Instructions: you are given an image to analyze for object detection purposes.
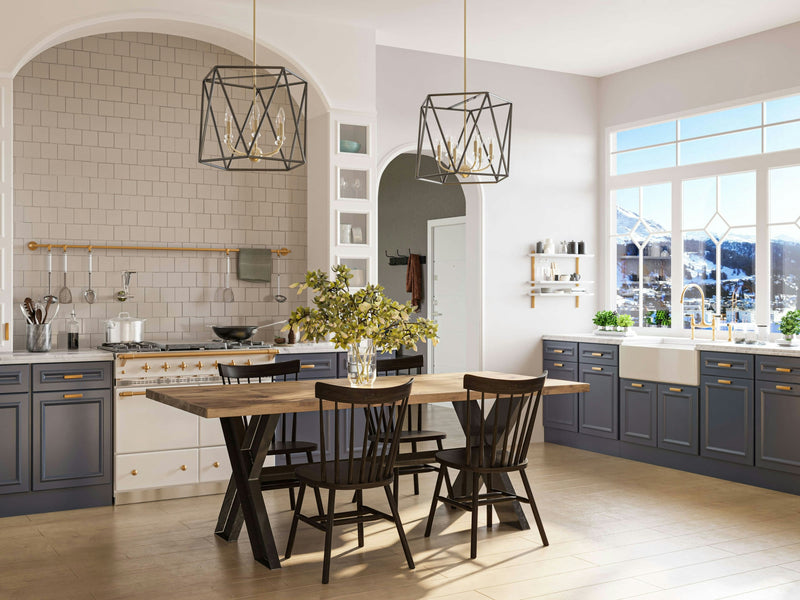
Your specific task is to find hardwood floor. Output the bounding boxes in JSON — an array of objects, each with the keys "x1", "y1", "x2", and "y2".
[{"x1": 3, "y1": 437, "x2": 800, "y2": 598}]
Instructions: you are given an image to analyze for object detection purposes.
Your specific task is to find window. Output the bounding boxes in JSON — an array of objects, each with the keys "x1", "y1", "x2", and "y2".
[{"x1": 769, "y1": 165, "x2": 800, "y2": 329}]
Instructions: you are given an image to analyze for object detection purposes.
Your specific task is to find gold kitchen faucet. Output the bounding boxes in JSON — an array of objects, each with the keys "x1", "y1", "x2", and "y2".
[{"x1": 680, "y1": 283, "x2": 717, "y2": 340}]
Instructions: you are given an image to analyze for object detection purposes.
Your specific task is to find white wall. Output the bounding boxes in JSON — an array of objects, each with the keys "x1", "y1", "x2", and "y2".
[{"x1": 377, "y1": 47, "x2": 599, "y2": 442}]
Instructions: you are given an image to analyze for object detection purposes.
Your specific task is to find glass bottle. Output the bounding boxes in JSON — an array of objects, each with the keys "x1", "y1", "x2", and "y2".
[{"x1": 67, "y1": 309, "x2": 80, "y2": 350}]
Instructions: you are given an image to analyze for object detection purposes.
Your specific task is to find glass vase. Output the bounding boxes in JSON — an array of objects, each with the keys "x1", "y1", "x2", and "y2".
[{"x1": 347, "y1": 339, "x2": 377, "y2": 387}]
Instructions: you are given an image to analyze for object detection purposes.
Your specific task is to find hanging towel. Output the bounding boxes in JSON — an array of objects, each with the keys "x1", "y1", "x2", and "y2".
[
  {"x1": 237, "y1": 248, "x2": 272, "y2": 283},
  {"x1": 406, "y1": 253, "x2": 423, "y2": 311}
]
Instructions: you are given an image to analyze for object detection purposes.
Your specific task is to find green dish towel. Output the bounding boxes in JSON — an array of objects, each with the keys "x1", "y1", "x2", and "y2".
[{"x1": 237, "y1": 248, "x2": 272, "y2": 282}]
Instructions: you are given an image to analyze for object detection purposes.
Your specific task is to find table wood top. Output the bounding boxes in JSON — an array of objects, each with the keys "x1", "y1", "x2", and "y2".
[{"x1": 145, "y1": 371, "x2": 589, "y2": 419}]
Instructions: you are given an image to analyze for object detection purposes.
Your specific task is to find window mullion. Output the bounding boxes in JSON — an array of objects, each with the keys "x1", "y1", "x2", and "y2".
[{"x1": 672, "y1": 177, "x2": 682, "y2": 335}]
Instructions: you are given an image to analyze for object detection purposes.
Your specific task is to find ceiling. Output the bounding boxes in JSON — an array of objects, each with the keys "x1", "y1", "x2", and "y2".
[{"x1": 258, "y1": 0, "x2": 800, "y2": 77}]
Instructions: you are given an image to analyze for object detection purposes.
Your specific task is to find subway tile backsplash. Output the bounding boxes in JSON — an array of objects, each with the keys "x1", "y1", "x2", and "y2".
[{"x1": 13, "y1": 32, "x2": 307, "y2": 350}]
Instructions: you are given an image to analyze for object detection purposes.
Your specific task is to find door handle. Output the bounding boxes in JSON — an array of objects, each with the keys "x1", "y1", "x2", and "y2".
[
  {"x1": 553, "y1": 363, "x2": 564, "y2": 367},
  {"x1": 631, "y1": 383, "x2": 643, "y2": 388},
  {"x1": 591, "y1": 352, "x2": 603, "y2": 357},
  {"x1": 552, "y1": 349, "x2": 564, "y2": 354},
  {"x1": 776, "y1": 367, "x2": 792, "y2": 373},
  {"x1": 717, "y1": 379, "x2": 731, "y2": 385},
  {"x1": 591, "y1": 367, "x2": 602, "y2": 371},
  {"x1": 669, "y1": 387, "x2": 682, "y2": 393},
  {"x1": 717, "y1": 363, "x2": 732, "y2": 368},
  {"x1": 300, "y1": 364, "x2": 316, "y2": 369},
  {"x1": 776, "y1": 385, "x2": 792, "y2": 391}
]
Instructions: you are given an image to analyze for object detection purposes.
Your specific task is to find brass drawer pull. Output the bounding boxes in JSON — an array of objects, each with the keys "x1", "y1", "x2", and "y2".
[
  {"x1": 63, "y1": 393, "x2": 83, "y2": 399},
  {"x1": 591, "y1": 352, "x2": 603, "y2": 357},
  {"x1": 669, "y1": 387, "x2": 682, "y2": 393},
  {"x1": 213, "y1": 461, "x2": 220, "y2": 468},
  {"x1": 631, "y1": 383, "x2": 643, "y2": 388},
  {"x1": 119, "y1": 391, "x2": 147, "y2": 397},
  {"x1": 300, "y1": 364, "x2": 316, "y2": 369},
  {"x1": 776, "y1": 367, "x2": 792, "y2": 373},
  {"x1": 180, "y1": 465, "x2": 188, "y2": 471},
  {"x1": 718, "y1": 379, "x2": 731, "y2": 385},
  {"x1": 131, "y1": 469, "x2": 138, "y2": 476},
  {"x1": 63, "y1": 374, "x2": 84, "y2": 379},
  {"x1": 776, "y1": 385, "x2": 792, "y2": 391},
  {"x1": 717, "y1": 363, "x2": 732, "y2": 368},
  {"x1": 552, "y1": 349, "x2": 564, "y2": 354},
  {"x1": 4, "y1": 322, "x2": 8, "y2": 341},
  {"x1": 553, "y1": 362, "x2": 564, "y2": 367},
  {"x1": 591, "y1": 367, "x2": 602, "y2": 372}
]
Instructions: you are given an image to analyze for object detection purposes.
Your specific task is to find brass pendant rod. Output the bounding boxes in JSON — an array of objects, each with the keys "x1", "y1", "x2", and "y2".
[
  {"x1": 463, "y1": 0, "x2": 467, "y2": 137},
  {"x1": 27, "y1": 241, "x2": 290, "y2": 256},
  {"x1": 252, "y1": 0, "x2": 257, "y2": 105}
]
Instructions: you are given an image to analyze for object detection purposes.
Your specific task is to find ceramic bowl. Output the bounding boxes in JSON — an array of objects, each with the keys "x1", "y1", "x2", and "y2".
[{"x1": 339, "y1": 139, "x2": 362, "y2": 153}]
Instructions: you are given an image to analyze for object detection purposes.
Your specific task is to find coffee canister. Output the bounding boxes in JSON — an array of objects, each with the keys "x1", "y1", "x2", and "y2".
[
  {"x1": 535, "y1": 241, "x2": 544, "y2": 254},
  {"x1": 578, "y1": 241, "x2": 586, "y2": 254},
  {"x1": 567, "y1": 240, "x2": 578, "y2": 254}
]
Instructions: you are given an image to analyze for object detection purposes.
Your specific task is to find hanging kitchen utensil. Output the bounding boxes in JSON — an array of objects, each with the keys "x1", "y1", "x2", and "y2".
[
  {"x1": 274, "y1": 273, "x2": 287, "y2": 303},
  {"x1": 44, "y1": 248, "x2": 58, "y2": 306},
  {"x1": 84, "y1": 249, "x2": 96, "y2": 304},
  {"x1": 222, "y1": 251, "x2": 234, "y2": 303},
  {"x1": 57, "y1": 247, "x2": 73, "y2": 304}
]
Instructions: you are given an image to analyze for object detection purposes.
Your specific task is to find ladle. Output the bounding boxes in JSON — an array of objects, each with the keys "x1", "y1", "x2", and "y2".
[
  {"x1": 222, "y1": 251, "x2": 234, "y2": 303},
  {"x1": 57, "y1": 247, "x2": 73, "y2": 304},
  {"x1": 84, "y1": 249, "x2": 96, "y2": 304},
  {"x1": 274, "y1": 273, "x2": 287, "y2": 303},
  {"x1": 43, "y1": 247, "x2": 59, "y2": 307}
]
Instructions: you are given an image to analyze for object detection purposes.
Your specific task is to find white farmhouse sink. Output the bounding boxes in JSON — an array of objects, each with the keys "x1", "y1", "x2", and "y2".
[{"x1": 619, "y1": 337, "x2": 700, "y2": 386}]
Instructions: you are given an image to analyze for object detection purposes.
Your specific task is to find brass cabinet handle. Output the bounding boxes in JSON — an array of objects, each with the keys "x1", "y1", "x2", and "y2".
[
  {"x1": 553, "y1": 362, "x2": 564, "y2": 367},
  {"x1": 631, "y1": 383, "x2": 643, "y2": 388},
  {"x1": 4, "y1": 322, "x2": 8, "y2": 341},
  {"x1": 63, "y1": 374, "x2": 84, "y2": 379},
  {"x1": 718, "y1": 379, "x2": 732, "y2": 385},
  {"x1": 300, "y1": 364, "x2": 316, "y2": 369},
  {"x1": 591, "y1": 367, "x2": 602, "y2": 371},
  {"x1": 180, "y1": 465, "x2": 187, "y2": 471},
  {"x1": 776, "y1": 367, "x2": 792, "y2": 373},
  {"x1": 591, "y1": 352, "x2": 603, "y2": 357},
  {"x1": 552, "y1": 349, "x2": 564, "y2": 354},
  {"x1": 63, "y1": 393, "x2": 83, "y2": 399},
  {"x1": 669, "y1": 387, "x2": 682, "y2": 393},
  {"x1": 213, "y1": 461, "x2": 220, "y2": 468},
  {"x1": 119, "y1": 390, "x2": 147, "y2": 397},
  {"x1": 131, "y1": 469, "x2": 138, "y2": 476},
  {"x1": 776, "y1": 385, "x2": 792, "y2": 391},
  {"x1": 717, "y1": 363, "x2": 732, "y2": 368}
]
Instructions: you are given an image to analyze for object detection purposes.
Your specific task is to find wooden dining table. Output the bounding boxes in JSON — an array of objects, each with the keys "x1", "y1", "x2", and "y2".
[{"x1": 146, "y1": 371, "x2": 589, "y2": 569}]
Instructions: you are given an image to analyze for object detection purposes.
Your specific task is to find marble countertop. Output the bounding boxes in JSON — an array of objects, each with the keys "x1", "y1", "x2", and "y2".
[
  {"x1": 543, "y1": 332, "x2": 800, "y2": 357},
  {"x1": 275, "y1": 343, "x2": 344, "y2": 354},
  {"x1": 0, "y1": 349, "x2": 113, "y2": 364}
]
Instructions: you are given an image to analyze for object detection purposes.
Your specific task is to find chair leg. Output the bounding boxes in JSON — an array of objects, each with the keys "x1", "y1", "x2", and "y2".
[
  {"x1": 322, "y1": 489, "x2": 337, "y2": 584},
  {"x1": 436, "y1": 439, "x2": 454, "y2": 499},
  {"x1": 412, "y1": 442, "x2": 420, "y2": 495},
  {"x1": 470, "y1": 472, "x2": 479, "y2": 559},
  {"x1": 286, "y1": 454, "x2": 295, "y2": 510},
  {"x1": 424, "y1": 466, "x2": 446, "y2": 538},
  {"x1": 383, "y1": 485, "x2": 415, "y2": 570},
  {"x1": 520, "y1": 469, "x2": 549, "y2": 547},
  {"x1": 284, "y1": 482, "x2": 306, "y2": 559},
  {"x1": 393, "y1": 468, "x2": 400, "y2": 506},
  {"x1": 486, "y1": 473, "x2": 493, "y2": 528},
  {"x1": 306, "y1": 450, "x2": 324, "y2": 516},
  {"x1": 356, "y1": 489, "x2": 364, "y2": 548}
]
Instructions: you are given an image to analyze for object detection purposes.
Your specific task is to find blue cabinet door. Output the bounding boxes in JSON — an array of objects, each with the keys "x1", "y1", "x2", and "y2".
[
  {"x1": 755, "y1": 381, "x2": 800, "y2": 475},
  {"x1": 579, "y1": 364, "x2": 619, "y2": 439},
  {"x1": 657, "y1": 384, "x2": 699, "y2": 455},
  {"x1": 620, "y1": 379, "x2": 657, "y2": 447},
  {"x1": 0, "y1": 393, "x2": 29, "y2": 495},
  {"x1": 700, "y1": 375, "x2": 754, "y2": 465},
  {"x1": 542, "y1": 359, "x2": 578, "y2": 432}
]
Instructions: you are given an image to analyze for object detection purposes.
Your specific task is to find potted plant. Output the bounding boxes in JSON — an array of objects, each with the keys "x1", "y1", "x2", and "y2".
[
  {"x1": 778, "y1": 310, "x2": 800, "y2": 344},
  {"x1": 616, "y1": 314, "x2": 634, "y2": 331},
  {"x1": 287, "y1": 265, "x2": 439, "y2": 386},
  {"x1": 592, "y1": 310, "x2": 618, "y2": 331}
]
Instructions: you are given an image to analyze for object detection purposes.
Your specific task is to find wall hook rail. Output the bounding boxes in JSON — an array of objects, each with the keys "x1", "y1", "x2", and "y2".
[{"x1": 27, "y1": 241, "x2": 291, "y2": 257}]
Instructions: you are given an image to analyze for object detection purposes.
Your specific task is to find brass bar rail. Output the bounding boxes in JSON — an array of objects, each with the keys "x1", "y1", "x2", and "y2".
[{"x1": 27, "y1": 241, "x2": 290, "y2": 257}]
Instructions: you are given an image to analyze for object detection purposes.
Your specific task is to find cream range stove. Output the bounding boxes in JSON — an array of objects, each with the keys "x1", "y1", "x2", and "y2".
[{"x1": 102, "y1": 341, "x2": 279, "y2": 504}]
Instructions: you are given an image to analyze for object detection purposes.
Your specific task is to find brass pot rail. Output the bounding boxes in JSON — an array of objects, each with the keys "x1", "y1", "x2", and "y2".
[{"x1": 27, "y1": 241, "x2": 290, "y2": 257}]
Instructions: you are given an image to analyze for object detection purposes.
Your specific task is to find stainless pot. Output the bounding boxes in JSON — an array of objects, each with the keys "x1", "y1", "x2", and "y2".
[{"x1": 105, "y1": 312, "x2": 146, "y2": 343}]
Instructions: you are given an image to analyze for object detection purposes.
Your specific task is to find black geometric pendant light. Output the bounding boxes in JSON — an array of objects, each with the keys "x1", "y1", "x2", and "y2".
[
  {"x1": 198, "y1": 0, "x2": 307, "y2": 171},
  {"x1": 415, "y1": 0, "x2": 512, "y2": 184}
]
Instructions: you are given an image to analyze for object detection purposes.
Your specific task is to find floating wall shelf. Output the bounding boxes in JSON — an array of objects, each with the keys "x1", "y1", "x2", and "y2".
[{"x1": 529, "y1": 253, "x2": 593, "y2": 308}]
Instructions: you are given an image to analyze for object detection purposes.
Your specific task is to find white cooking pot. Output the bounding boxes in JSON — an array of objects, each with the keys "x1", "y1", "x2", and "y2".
[{"x1": 105, "y1": 312, "x2": 146, "y2": 343}]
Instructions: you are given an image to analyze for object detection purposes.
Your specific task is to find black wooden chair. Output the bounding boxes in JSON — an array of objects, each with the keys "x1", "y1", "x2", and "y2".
[
  {"x1": 218, "y1": 361, "x2": 323, "y2": 514},
  {"x1": 284, "y1": 379, "x2": 416, "y2": 584},
  {"x1": 375, "y1": 355, "x2": 453, "y2": 503},
  {"x1": 424, "y1": 372, "x2": 549, "y2": 558}
]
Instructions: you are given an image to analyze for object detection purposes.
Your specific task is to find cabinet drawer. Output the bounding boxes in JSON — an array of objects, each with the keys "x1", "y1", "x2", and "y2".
[
  {"x1": 579, "y1": 343, "x2": 618, "y2": 366},
  {"x1": 275, "y1": 353, "x2": 337, "y2": 380},
  {"x1": 115, "y1": 390, "x2": 199, "y2": 453},
  {"x1": 0, "y1": 365, "x2": 29, "y2": 394},
  {"x1": 199, "y1": 446, "x2": 232, "y2": 482},
  {"x1": 543, "y1": 341, "x2": 578, "y2": 362},
  {"x1": 755, "y1": 355, "x2": 800, "y2": 384},
  {"x1": 199, "y1": 416, "x2": 225, "y2": 447},
  {"x1": 33, "y1": 361, "x2": 111, "y2": 391},
  {"x1": 116, "y1": 449, "x2": 199, "y2": 491},
  {"x1": 700, "y1": 352, "x2": 753, "y2": 379}
]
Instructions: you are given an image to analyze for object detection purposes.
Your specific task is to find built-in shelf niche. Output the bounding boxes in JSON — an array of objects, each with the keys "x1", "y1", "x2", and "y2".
[
  {"x1": 338, "y1": 257, "x2": 369, "y2": 288},
  {"x1": 338, "y1": 123, "x2": 369, "y2": 155},
  {"x1": 338, "y1": 168, "x2": 368, "y2": 201},
  {"x1": 338, "y1": 211, "x2": 368, "y2": 245}
]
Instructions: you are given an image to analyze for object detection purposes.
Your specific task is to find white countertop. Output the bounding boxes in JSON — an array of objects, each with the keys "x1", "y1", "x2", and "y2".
[
  {"x1": 275, "y1": 342, "x2": 344, "y2": 354},
  {"x1": 0, "y1": 349, "x2": 113, "y2": 364},
  {"x1": 543, "y1": 332, "x2": 800, "y2": 357}
]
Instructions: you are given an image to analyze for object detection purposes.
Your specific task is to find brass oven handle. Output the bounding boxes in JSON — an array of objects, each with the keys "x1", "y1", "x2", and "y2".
[
  {"x1": 63, "y1": 374, "x2": 84, "y2": 379},
  {"x1": 63, "y1": 393, "x2": 83, "y2": 399},
  {"x1": 631, "y1": 383, "x2": 643, "y2": 388},
  {"x1": 119, "y1": 391, "x2": 147, "y2": 397}
]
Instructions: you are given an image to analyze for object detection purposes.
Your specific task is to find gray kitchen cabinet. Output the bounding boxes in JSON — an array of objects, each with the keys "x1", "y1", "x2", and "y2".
[
  {"x1": 700, "y1": 375, "x2": 754, "y2": 465},
  {"x1": 657, "y1": 384, "x2": 699, "y2": 455},
  {"x1": 542, "y1": 358, "x2": 578, "y2": 432},
  {"x1": 755, "y1": 380, "x2": 800, "y2": 475},
  {"x1": 579, "y1": 364, "x2": 619, "y2": 439},
  {"x1": 620, "y1": 379, "x2": 657, "y2": 447},
  {"x1": 275, "y1": 352, "x2": 338, "y2": 380},
  {"x1": 0, "y1": 393, "x2": 29, "y2": 495}
]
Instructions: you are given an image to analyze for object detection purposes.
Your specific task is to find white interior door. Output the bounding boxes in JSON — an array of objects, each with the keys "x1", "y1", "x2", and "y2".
[{"x1": 428, "y1": 217, "x2": 467, "y2": 374}]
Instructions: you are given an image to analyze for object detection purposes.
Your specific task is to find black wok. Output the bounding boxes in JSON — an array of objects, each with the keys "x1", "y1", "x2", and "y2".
[{"x1": 211, "y1": 320, "x2": 287, "y2": 341}]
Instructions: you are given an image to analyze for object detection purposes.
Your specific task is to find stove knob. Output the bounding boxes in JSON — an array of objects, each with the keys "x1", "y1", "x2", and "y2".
[
  {"x1": 179, "y1": 361, "x2": 187, "y2": 371},
  {"x1": 196, "y1": 361, "x2": 203, "y2": 370},
  {"x1": 212, "y1": 361, "x2": 219, "y2": 368},
  {"x1": 245, "y1": 359, "x2": 252, "y2": 366},
  {"x1": 229, "y1": 360, "x2": 236, "y2": 366},
  {"x1": 162, "y1": 362, "x2": 170, "y2": 371},
  {"x1": 142, "y1": 363, "x2": 151, "y2": 373}
]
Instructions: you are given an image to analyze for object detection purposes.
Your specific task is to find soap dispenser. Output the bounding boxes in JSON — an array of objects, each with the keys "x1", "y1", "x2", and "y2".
[{"x1": 67, "y1": 309, "x2": 80, "y2": 350}]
